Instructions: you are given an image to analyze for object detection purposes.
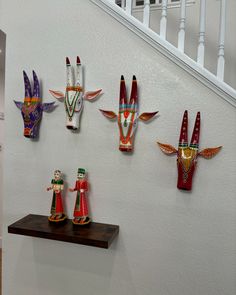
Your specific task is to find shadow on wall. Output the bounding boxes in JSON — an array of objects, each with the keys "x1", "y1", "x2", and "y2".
[
  {"x1": 0, "y1": 29, "x2": 5, "y2": 246},
  {"x1": 0, "y1": 29, "x2": 6, "y2": 94},
  {"x1": 8, "y1": 233, "x2": 137, "y2": 295},
  {"x1": 0, "y1": 29, "x2": 6, "y2": 116}
]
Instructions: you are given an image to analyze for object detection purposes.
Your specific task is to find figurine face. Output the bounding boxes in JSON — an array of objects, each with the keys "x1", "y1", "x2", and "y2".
[
  {"x1": 100, "y1": 75, "x2": 158, "y2": 152},
  {"x1": 49, "y1": 56, "x2": 102, "y2": 131},
  {"x1": 54, "y1": 170, "x2": 61, "y2": 180},
  {"x1": 77, "y1": 172, "x2": 85, "y2": 179},
  {"x1": 158, "y1": 111, "x2": 222, "y2": 190},
  {"x1": 14, "y1": 71, "x2": 55, "y2": 138}
]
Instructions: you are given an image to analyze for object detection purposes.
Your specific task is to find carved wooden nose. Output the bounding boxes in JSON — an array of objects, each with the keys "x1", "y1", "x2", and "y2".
[
  {"x1": 24, "y1": 128, "x2": 31, "y2": 137},
  {"x1": 124, "y1": 111, "x2": 129, "y2": 118}
]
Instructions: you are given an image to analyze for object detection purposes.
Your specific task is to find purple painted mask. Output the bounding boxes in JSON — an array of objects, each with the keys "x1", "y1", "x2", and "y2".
[{"x1": 14, "y1": 71, "x2": 55, "y2": 138}]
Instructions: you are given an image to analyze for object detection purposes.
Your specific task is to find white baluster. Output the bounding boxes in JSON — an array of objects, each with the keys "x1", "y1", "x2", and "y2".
[
  {"x1": 160, "y1": 0, "x2": 167, "y2": 40},
  {"x1": 197, "y1": 0, "x2": 206, "y2": 66},
  {"x1": 126, "y1": 0, "x2": 133, "y2": 15},
  {"x1": 143, "y1": 0, "x2": 150, "y2": 28},
  {"x1": 121, "y1": 0, "x2": 125, "y2": 9},
  {"x1": 178, "y1": 0, "x2": 186, "y2": 53},
  {"x1": 217, "y1": 0, "x2": 226, "y2": 81}
]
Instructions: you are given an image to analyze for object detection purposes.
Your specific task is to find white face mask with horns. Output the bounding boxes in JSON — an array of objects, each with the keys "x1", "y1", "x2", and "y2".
[
  {"x1": 99, "y1": 75, "x2": 159, "y2": 152},
  {"x1": 49, "y1": 56, "x2": 102, "y2": 131}
]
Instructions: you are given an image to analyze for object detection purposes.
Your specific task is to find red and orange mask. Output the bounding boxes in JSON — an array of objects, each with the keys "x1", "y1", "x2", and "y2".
[
  {"x1": 100, "y1": 75, "x2": 158, "y2": 152},
  {"x1": 157, "y1": 110, "x2": 222, "y2": 190}
]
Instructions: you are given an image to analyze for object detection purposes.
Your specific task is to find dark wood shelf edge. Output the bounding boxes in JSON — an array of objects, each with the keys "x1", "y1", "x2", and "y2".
[{"x1": 8, "y1": 214, "x2": 119, "y2": 249}]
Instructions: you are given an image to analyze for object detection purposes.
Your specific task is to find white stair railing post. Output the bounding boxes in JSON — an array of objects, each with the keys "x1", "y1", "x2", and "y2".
[
  {"x1": 197, "y1": 0, "x2": 206, "y2": 66},
  {"x1": 160, "y1": 0, "x2": 167, "y2": 40},
  {"x1": 143, "y1": 0, "x2": 150, "y2": 28},
  {"x1": 217, "y1": 0, "x2": 226, "y2": 81},
  {"x1": 178, "y1": 0, "x2": 186, "y2": 53},
  {"x1": 126, "y1": 0, "x2": 133, "y2": 15},
  {"x1": 121, "y1": 0, "x2": 125, "y2": 10}
]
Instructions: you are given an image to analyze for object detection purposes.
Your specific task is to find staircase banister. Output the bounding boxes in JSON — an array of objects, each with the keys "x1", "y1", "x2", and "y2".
[{"x1": 90, "y1": 0, "x2": 236, "y2": 107}]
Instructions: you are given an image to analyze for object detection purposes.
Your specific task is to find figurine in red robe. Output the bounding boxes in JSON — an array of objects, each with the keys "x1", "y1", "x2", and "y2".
[
  {"x1": 69, "y1": 168, "x2": 91, "y2": 225},
  {"x1": 46, "y1": 170, "x2": 67, "y2": 222}
]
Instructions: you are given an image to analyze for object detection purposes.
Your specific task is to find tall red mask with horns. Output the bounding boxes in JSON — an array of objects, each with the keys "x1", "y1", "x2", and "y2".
[{"x1": 157, "y1": 110, "x2": 222, "y2": 190}]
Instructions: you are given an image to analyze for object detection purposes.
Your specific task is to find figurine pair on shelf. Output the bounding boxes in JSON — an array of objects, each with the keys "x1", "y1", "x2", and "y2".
[{"x1": 46, "y1": 168, "x2": 91, "y2": 225}]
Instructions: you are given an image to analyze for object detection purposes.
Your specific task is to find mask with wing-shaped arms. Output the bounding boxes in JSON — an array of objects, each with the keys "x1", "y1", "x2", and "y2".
[
  {"x1": 49, "y1": 56, "x2": 102, "y2": 131},
  {"x1": 157, "y1": 110, "x2": 222, "y2": 190},
  {"x1": 100, "y1": 75, "x2": 158, "y2": 152},
  {"x1": 14, "y1": 71, "x2": 56, "y2": 138}
]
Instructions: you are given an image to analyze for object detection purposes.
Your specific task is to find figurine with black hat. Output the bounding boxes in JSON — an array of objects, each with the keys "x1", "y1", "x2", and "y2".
[{"x1": 69, "y1": 168, "x2": 91, "y2": 225}]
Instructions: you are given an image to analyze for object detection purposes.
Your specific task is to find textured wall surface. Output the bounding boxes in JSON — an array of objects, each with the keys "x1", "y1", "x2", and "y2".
[{"x1": 1, "y1": 1, "x2": 236, "y2": 295}]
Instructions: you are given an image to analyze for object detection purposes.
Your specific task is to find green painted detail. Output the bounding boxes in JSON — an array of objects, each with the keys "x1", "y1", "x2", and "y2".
[
  {"x1": 65, "y1": 91, "x2": 82, "y2": 119},
  {"x1": 179, "y1": 143, "x2": 188, "y2": 148},
  {"x1": 119, "y1": 112, "x2": 137, "y2": 140},
  {"x1": 189, "y1": 144, "x2": 199, "y2": 149},
  {"x1": 51, "y1": 179, "x2": 63, "y2": 185},
  {"x1": 78, "y1": 168, "x2": 86, "y2": 174}
]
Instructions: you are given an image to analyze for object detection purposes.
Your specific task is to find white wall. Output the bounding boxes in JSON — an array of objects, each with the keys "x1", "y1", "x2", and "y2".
[
  {"x1": 1, "y1": 1, "x2": 236, "y2": 295},
  {"x1": 0, "y1": 71, "x2": 4, "y2": 107},
  {"x1": 0, "y1": 34, "x2": 5, "y2": 240},
  {"x1": 132, "y1": 0, "x2": 236, "y2": 89}
]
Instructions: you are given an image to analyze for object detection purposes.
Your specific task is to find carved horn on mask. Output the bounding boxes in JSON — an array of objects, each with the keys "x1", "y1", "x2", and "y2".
[
  {"x1": 23, "y1": 71, "x2": 32, "y2": 98},
  {"x1": 66, "y1": 57, "x2": 73, "y2": 87},
  {"x1": 119, "y1": 75, "x2": 127, "y2": 108},
  {"x1": 190, "y1": 112, "x2": 200, "y2": 148},
  {"x1": 75, "y1": 56, "x2": 83, "y2": 87},
  {"x1": 32, "y1": 70, "x2": 40, "y2": 98},
  {"x1": 129, "y1": 75, "x2": 138, "y2": 110},
  {"x1": 179, "y1": 110, "x2": 188, "y2": 147}
]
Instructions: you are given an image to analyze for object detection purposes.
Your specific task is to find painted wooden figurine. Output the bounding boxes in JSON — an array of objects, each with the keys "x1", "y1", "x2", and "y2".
[
  {"x1": 47, "y1": 170, "x2": 67, "y2": 222},
  {"x1": 100, "y1": 75, "x2": 158, "y2": 152},
  {"x1": 157, "y1": 110, "x2": 222, "y2": 190},
  {"x1": 69, "y1": 168, "x2": 91, "y2": 225},
  {"x1": 49, "y1": 56, "x2": 102, "y2": 131},
  {"x1": 14, "y1": 71, "x2": 55, "y2": 138}
]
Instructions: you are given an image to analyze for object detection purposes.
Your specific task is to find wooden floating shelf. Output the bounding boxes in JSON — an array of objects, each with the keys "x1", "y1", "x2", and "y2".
[{"x1": 8, "y1": 214, "x2": 119, "y2": 249}]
